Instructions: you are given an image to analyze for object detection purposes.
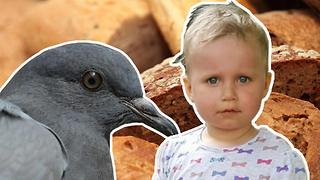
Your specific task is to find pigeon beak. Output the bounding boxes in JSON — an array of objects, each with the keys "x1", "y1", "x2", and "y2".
[{"x1": 120, "y1": 98, "x2": 179, "y2": 137}]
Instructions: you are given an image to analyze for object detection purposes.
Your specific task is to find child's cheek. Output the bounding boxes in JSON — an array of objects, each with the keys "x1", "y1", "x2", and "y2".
[
  {"x1": 194, "y1": 91, "x2": 219, "y2": 115},
  {"x1": 240, "y1": 87, "x2": 264, "y2": 114}
]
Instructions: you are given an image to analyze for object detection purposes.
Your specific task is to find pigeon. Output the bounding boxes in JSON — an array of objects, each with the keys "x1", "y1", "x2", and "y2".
[
  {"x1": 0, "y1": 41, "x2": 179, "y2": 180},
  {"x1": 0, "y1": 99, "x2": 68, "y2": 180}
]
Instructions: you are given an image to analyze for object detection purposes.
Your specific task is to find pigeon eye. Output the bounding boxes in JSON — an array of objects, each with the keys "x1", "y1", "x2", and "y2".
[{"x1": 81, "y1": 71, "x2": 103, "y2": 91}]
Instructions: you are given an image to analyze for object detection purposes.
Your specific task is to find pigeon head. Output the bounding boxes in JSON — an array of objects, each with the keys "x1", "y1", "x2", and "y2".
[
  {"x1": 0, "y1": 41, "x2": 180, "y2": 179},
  {"x1": 1, "y1": 41, "x2": 179, "y2": 143}
]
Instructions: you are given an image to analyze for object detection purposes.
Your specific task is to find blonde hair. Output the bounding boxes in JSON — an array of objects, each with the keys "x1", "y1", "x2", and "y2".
[{"x1": 173, "y1": 1, "x2": 270, "y2": 75}]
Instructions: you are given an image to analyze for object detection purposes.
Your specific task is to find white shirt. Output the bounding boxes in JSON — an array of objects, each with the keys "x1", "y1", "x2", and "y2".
[{"x1": 153, "y1": 125, "x2": 309, "y2": 180}]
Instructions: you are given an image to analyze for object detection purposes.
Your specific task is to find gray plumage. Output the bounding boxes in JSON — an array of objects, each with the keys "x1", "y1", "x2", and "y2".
[
  {"x1": 0, "y1": 41, "x2": 179, "y2": 180},
  {"x1": 0, "y1": 100, "x2": 67, "y2": 180}
]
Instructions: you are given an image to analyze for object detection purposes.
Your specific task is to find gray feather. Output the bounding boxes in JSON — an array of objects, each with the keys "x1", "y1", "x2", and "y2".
[
  {"x1": 0, "y1": 100, "x2": 67, "y2": 180},
  {"x1": 0, "y1": 41, "x2": 178, "y2": 180}
]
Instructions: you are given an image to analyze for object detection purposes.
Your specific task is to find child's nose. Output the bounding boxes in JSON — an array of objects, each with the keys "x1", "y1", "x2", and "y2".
[{"x1": 221, "y1": 83, "x2": 238, "y2": 101}]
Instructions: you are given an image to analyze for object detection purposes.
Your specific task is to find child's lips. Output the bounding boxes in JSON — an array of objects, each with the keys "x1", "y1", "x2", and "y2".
[{"x1": 218, "y1": 109, "x2": 241, "y2": 113}]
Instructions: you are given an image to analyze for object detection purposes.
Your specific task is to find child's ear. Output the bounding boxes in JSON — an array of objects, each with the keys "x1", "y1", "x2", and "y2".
[
  {"x1": 182, "y1": 76, "x2": 193, "y2": 102},
  {"x1": 263, "y1": 71, "x2": 273, "y2": 97}
]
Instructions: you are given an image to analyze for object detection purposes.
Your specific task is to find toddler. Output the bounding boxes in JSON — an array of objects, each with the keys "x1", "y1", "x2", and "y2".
[{"x1": 152, "y1": 1, "x2": 309, "y2": 180}]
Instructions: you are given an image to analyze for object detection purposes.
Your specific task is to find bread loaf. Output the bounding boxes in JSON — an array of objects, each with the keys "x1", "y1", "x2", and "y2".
[
  {"x1": 148, "y1": 1, "x2": 320, "y2": 54},
  {"x1": 256, "y1": 10, "x2": 320, "y2": 51},
  {"x1": 22, "y1": 0, "x2": 171, "y2": 72},
  {"x1": 0, "y1": 0, "x2": 38, "y2": 85},
  {"x1": 116, "y1": 45, "x2": 320, "y2": 136},
  {"x1": 0, "y1": 31, "x2": 27, "y2": 85},
  {"x1": 271, "y1": 45, "x2": 320, "y2": 109},
  {"x1": 114, "y1": 125, "x2": 165, "y2": 145},
  {"x1": 115, "y1": 55, "x2": 320, "y2": 179},
  {"x1": 147, "y1": 0, "x2": 257, "y2": 54},
  {"x1": 114, "y1": 58, "x2": 201, "y2": 144},
  {"x1": 114, "y1": 93, "x2": 320, "y2": 180},
  {"x1": 112, "y1": 136, "x2": 158, "y2": 180},
  {"x1": 256, "y1": 92, "x2": 320, "y2": 180},
  {"x1": 0, "y1": 0, "x2": 38, "y2": 31}
]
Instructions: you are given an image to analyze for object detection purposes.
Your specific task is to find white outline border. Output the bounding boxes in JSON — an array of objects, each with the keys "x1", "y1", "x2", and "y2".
[
  {"x1": 169, "y1": 0, "x2": 310, "y2": 179},
  {"x1": 0, "y1": 40, "x2": 181, "y2": 180}
]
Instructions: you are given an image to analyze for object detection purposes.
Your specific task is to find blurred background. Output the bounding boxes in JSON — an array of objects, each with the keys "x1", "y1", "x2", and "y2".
[
  {"x1": 0, "y1": 0, "x2": 319, "y2": 86},
  {"x1": 0, "y1": 0, "x2": 319, "y2": 180}
]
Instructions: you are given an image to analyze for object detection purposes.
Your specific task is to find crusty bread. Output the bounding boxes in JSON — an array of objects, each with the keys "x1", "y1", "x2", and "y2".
[
  {"x1": 257, "y1": 92, "x2": 320, "y2": 180},
  {"x1": 114, "y1": 93, "x2": 320, "y2": 180},
  {"x1": 19, "y1": 0, "x2": 170, "y2": 73},
  {"x1": 256, "y1": 10, "x2": 320, "y2": 51},
  {"x1": 112, "y1": 136, "x2": 158, "y2": 180},
  {"x1": 114, "y1": 58, "x2": 201, "y2": 144},
  {"x1": 116, "y1": 46, "x2": 320, "y2": 136},
  {"x1": 115, "y1": 55, "x2": 320, "y2": 179},
  {"x1": 0, "y1": 0, "x2": 171, "y2": 86},
  {"x1": 0, "y1": 0, "x2": 38, "y2": 31},
  {"x1": 114, "y1": 125, "x2": 165, "y2": 145},
  {"x1": 147, "y1": 0, "x2": 257, "y2": 54},
  {"x1": 0, "y1": 0, "x2": 36, "y2": 86},
  {"x1": 271, "y1": 45, "x2": 320, "y2": 109},
  {"x1": 0, "y1": 31, "x2": 26, "y2": 86}
]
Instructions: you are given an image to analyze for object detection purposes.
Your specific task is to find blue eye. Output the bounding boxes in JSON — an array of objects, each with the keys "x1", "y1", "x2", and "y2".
[
  {"x1": 207, "y1": 77, "x2": 219, "y2": 85},
  {"x1": 239, "y1": 76, "x2": 249, "y2": 83}
]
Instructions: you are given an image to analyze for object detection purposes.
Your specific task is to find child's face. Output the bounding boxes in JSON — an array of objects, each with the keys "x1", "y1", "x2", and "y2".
[{"x1": 183, "y1": 35, "x2": 272, "y2": 131}]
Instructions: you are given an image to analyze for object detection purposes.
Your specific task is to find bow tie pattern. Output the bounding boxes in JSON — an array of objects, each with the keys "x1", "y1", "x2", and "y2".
[
  {"x1": 165, "y1": 153, "x2": 175, "y2": 161},
  {"x1": 190, "y1": 172, "x2": 203, "y2": 177},
  {"x1": 234, "y1": 175, "x2": 249, "y2": 180},
  {"x1": 295, "y1": 167, "x2": 306, "y2": 174},
  {"x1": 259, "y1": 175, "x2": 271, "y2": 180},
  {"x1": 190, "y1": 158, "x2": 202, "y2": 164},
  {"x1": 177, "y1": 152, "x2": 189, "y2": 158},
  {"x1": 257, "y1": 159, "x2": 272, "y2": 165},
  {"x1": 172, "y1": 164, "x2": 183, "y2": 173},
  {"x1": 231, "y1": 162, "x2": 247, "y2": 167},
  {"x1": 237, "y1": 148, "x2": 254, "y2": 154},
  {"x1": 210, "y1": 156, "x2": 226, "y2": 163},
  {"x1": 212, "y1": 170, "x2": 227, "y2": 177},
  {"x1": 157, "y1": 129, "x2": 307, "y2": 179},
  {"x1": 164, "y1": 168, "x2": 170, "y2": 178},
  {"x1": 248, "y1": 137, "x2": 267, "y2": 145},
  {"x1": 217, "y1": 147, "x2": 253, "y2": 154},
  {"x1": 276, "y1": 165, "x2": 289, "y2": 172}
]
